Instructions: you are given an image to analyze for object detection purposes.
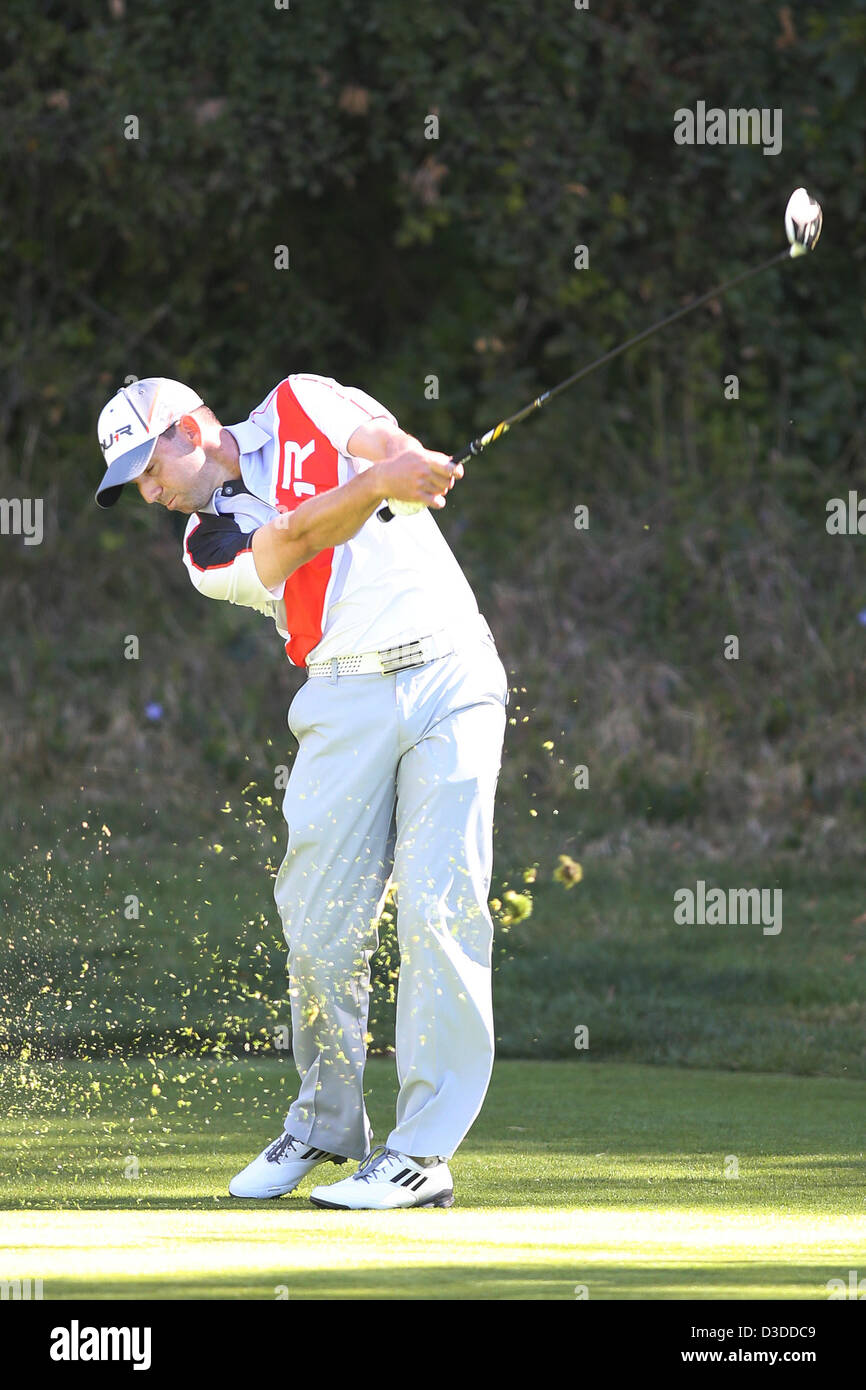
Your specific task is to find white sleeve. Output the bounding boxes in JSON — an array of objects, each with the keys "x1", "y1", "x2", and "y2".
[
  {"x1": 288, "y1": 374, "x2": 398, "y2": 464},
  {"x1": 183, "y1": 515, "x2": 285, "y2": 614}
]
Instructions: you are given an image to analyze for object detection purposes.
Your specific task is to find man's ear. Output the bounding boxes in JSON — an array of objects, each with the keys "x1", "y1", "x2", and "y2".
[{"x1": 175, "y1": 414, "x2": 203, "y2": 451}]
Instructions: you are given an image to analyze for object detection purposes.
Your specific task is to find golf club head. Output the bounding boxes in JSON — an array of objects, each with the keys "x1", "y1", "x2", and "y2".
[{"x1": 785, "y1": 187, "x2": 823, "y2": 258}]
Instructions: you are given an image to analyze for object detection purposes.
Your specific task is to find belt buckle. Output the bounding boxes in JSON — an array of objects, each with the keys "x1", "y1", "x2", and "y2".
[{"x1": 378, "y1": 638, "x2": 427, "y2": 675}]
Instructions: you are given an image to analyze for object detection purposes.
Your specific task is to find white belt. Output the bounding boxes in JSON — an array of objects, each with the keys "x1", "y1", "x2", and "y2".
[{"x1": 306, "y1": 615, "x2": 492, "y2": 678}]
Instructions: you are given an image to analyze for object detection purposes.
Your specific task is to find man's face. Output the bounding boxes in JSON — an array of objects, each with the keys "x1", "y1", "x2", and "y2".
[{"x1": 134, "y1": 417, "x2": 216, "y2": 513}]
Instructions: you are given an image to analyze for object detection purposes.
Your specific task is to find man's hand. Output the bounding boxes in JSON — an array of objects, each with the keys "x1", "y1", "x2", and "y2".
[
  {"x1": 347, "y1": 419, "x2": 463, "y2": 511},
  {"x1": 371, "y1": 446, "x2": 463, "y2": 510}
]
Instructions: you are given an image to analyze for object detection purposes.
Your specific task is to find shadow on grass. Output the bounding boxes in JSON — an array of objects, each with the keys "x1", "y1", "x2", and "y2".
[{"x1": 36, "y1": 1262, "x2": 843, "y2": 1301}]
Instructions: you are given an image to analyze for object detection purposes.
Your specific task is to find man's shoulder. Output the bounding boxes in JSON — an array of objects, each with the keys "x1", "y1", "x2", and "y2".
[
  {"x1": 182, "y1": 509, "x2": 254, "y2": 570},
  {"x1": 227, "y1": 376, "x2": 328, "y2": 451},
  {"x1": 228, "y1": 374, "x2": 394, "y2": 471},
  {"x1": 182, "y1": 511, "x2": 201, "y2": 545},
  {"x1": 236, "y1": 374, "x2": 371, "y2": 425}
]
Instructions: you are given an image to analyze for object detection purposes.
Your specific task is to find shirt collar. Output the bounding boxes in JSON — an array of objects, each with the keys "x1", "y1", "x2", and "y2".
[
  {"x1": 225, "y1": 418, "x2": 272, "y2": 456},
  {"x1": 196, "y1": 419, "x2": 272, "y2": 514},
  {"x1": 200, "y1": 479, "x2": 252, "y2": 515}
]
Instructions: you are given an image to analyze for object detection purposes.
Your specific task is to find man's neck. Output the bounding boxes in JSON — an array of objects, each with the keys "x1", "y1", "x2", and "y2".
[
  {"x1": 209, "y1": 427, "x2": 242, "y2": 479},
  {"x1": 196, "y1": 430, "x2": 243, "y2": 511}
]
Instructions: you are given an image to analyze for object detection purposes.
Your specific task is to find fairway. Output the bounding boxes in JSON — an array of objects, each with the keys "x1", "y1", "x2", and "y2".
[{"x1": 1, "y1": 1059, "x2": 863, "y2": 1300}]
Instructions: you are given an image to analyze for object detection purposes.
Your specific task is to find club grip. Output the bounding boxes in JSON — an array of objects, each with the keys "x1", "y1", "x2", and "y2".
[{"x1": 375, "y1": 443, "x2": 474, "y2": 523}]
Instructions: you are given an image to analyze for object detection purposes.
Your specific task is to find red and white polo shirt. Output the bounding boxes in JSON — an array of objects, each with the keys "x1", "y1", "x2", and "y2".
[{"x1": 182, "y1": 374, "x2": 480, "y2": 667}]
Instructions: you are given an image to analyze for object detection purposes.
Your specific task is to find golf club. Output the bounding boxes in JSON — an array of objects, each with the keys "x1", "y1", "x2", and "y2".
[{"x1": 377, "y1": 187, "x2": 823, "y2": 522}]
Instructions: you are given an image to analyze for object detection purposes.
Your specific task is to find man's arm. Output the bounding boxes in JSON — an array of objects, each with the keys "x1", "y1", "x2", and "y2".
[
  {"x1": 347, "y1": 419, "x2": 463, "y2": 499},
  {"x1": 252, "y1": 435, "x2": 463, "y2": 590},
  {"x1": 252, "y1": 466, "x2": 382, "y2": 590}
]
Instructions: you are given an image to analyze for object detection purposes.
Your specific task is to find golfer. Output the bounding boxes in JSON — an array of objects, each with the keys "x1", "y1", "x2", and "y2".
[{"x1": 96, "y1": 373, "x2": 508, "y2": 1209}]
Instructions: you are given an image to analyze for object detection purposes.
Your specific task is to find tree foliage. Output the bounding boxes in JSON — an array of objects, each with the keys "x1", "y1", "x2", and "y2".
[
  {"x1": 1, "y1": 1, "x2": 865, "y2": 852},
  {"x1": 0, "y1": 0, "x2": 862, "y2": 493}
]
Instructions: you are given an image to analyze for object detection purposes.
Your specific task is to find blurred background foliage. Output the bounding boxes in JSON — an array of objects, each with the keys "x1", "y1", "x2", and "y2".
[{"x1": 1, "y1": 1, "x2": 866, "y2": 1059}]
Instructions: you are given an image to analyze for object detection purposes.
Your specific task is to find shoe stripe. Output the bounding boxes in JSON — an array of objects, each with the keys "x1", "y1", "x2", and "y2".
[
  {"x1": 409, "y1": 1175, "x2": 428, "y2": 1191},
  {"x1": 391, "y1": 1168, "x2": 411, "y2": 1184},
  {"x1": 402, "y1": 1173, "x2": 426, "y2": 1188}
]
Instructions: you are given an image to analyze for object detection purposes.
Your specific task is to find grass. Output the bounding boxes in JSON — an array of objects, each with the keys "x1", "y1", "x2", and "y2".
[
  {"x1": 3, "y1": 802, "x2": 865, "y2": 1075},
  {"x1": 1, "y1": 1058, "x2": 864, "y2": 1299},
  {"x1": 495, "y1": 855, "x2": 866, "y2": 1070}
]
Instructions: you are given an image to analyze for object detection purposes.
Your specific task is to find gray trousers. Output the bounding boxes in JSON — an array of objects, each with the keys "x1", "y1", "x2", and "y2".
[{"x1": 273, "y1": 615, "x2": 508, "y2": 1161}]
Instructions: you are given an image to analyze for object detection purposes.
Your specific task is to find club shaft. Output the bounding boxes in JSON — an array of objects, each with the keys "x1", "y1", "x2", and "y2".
[{"x1": 378, "y1": 245, "x2": 791, "y2": 519}]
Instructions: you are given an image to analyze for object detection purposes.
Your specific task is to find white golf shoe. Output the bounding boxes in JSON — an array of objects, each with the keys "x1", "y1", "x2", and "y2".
[
  {"x1": 309, "y1": 1145, "x2": 455, "y2": 1210},
  {"x1": 229, "y1": 1132, "x2": 347, "y2": 1199}
]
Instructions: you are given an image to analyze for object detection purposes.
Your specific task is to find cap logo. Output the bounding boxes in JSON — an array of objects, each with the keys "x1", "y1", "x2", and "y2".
[{"x1": 100, "y1": 423, "x2": 134, "y2": 455}]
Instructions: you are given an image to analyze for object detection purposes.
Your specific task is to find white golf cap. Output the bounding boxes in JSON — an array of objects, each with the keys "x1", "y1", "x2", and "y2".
[{"x1": 95, "y1": 377, "x2": 204, "y2": 508}]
